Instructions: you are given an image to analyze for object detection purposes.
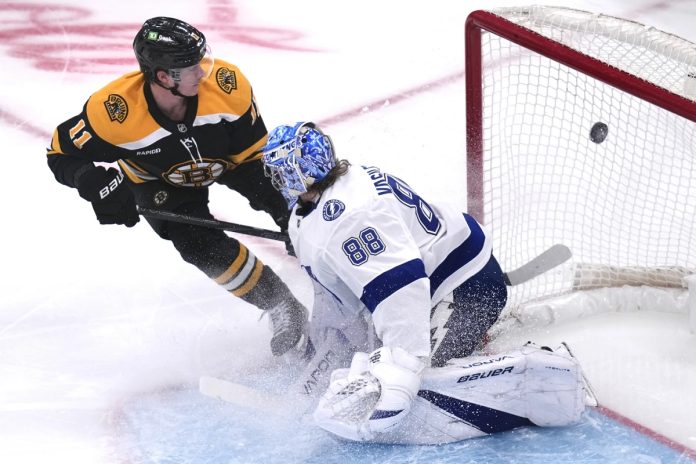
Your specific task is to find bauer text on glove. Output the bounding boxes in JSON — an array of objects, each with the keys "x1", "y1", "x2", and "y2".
[{"x1": 76, "y1": 166, "x2": 139, "y2": 227}]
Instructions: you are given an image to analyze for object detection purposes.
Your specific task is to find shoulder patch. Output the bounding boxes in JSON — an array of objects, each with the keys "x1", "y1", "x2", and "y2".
[
  {"x1": 103, "y1": 94, "x2": 128, "y2": 123},
  {"x1": 323, "y1": 199, "x2": 345, "y2": 221},
  {"x1": 216, "y1": 68, "x2": 237, "y2": 94}
]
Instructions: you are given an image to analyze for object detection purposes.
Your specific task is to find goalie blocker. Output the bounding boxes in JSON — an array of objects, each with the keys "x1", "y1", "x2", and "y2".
[{"x1": 313, "y1": 343, "x2": 593, "y2": 444}]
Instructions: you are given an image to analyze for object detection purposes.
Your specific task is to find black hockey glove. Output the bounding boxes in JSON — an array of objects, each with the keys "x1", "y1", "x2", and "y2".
[
  {"x1": 283, "y1": 233, "x2": 296, "y2": 257},
  {"x1": 75, "y1": 166, "x2": 139, "y2": 227},
  {"x1": 275, "y1": 212, "x2": 296, "y2": 257}
]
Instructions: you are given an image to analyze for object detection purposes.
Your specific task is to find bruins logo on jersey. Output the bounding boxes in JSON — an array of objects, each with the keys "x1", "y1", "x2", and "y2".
[
  {"x1": 104, "y1": 94, "x2": 128, "y2": 123},
  {"x1": 164, "y1": 159, "x2": 229, "y2": 187},
  {"x1": 216, "y1": 68, "x2": 237, "y2": 94},
  {"x1": 153, "y1": 190, "x2": 169, "y2": 206}
]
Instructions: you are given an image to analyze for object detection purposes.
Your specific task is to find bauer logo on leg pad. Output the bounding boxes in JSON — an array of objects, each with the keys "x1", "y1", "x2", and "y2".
[{"x1": 457, "y1": 366, "x2": 514, "y2": 383}]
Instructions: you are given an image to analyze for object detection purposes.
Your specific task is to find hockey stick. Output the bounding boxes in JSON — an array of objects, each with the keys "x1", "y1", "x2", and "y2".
[
  {"x1": 140, "y1": 205, "x2": 569, "y2": 285},
  {"x1": 137, "y1": 207, "x2": 289, "y2": 241},
  {"x1": 199, "y1": 376, "x2": 295, "y2": 419},
  {"x1": 200, "y1": 329, "x2": 351, "y2": 417},
  {"x1": 503, "y1": 244, "x2": 572, "y2": 286}
]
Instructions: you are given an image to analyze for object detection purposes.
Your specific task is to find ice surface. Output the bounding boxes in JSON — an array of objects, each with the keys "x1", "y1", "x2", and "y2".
[{"x1": 1, "y1": 0, "x2": 695, "y2": 463}]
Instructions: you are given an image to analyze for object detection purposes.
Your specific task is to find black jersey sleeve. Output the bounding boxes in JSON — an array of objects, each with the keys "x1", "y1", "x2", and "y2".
[
  {"x1": 46, "y1": 104, "x2": 124, "y2": 188},
  {"x1": 218, "y1": 158, "x2": 290, "y2": 230}
]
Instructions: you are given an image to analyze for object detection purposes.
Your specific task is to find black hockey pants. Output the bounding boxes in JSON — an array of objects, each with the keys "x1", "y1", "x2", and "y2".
[
  {"x1": 125, "y1": 170, "x2": 292, "y2": 311},
  {"x1": 430, "y1": 255, "x2": 508, "y2": 367}
]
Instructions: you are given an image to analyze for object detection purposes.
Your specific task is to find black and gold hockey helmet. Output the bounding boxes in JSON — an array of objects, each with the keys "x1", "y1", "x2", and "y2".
[{"x1": 133, "y1": 17, "x2": 210, "y2": 81}]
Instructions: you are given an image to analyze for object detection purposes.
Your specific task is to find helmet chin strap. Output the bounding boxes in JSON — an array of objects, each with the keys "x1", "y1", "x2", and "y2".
[
  {"x1": 153, "y1": 79, "x2": 185, "y2": 97},
  {"x1": 152, "y1": 69, "x2": 186, "y2": 97}
]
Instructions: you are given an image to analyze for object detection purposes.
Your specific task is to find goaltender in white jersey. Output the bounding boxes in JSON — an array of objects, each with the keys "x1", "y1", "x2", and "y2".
[
  {"x1": 261, "y1": 122, "x2": 595, "y2": 443},
  {"x1": 292, "y1": 162, "x2": 499, "y2": 361}
]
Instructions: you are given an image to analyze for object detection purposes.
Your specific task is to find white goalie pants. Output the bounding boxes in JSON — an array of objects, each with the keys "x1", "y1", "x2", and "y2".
[{"x1": 370, "y1": 344, "x2": 588, "y2": 445}]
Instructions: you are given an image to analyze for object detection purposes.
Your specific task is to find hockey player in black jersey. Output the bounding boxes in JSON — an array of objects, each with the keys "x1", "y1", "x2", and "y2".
[{"x1": 45, "y1": 17, "x2": 307, "y2": 356}]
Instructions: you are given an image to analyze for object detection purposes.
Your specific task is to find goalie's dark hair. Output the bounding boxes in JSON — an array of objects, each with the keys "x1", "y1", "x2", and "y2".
[{"x1": 306, "y1": 159, "x2": 351, "y2": 195}]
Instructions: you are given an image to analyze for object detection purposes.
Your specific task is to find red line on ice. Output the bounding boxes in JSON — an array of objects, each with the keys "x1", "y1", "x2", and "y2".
[
  {"x1": 598, "y1": 406, "x2": 696, "y2": 460},
  {"x1": 0, "y1": 106, "x2": 50, "y2": 140},
  {"x1": 316, "y1": 71, "x2": 464, "y2": 127}
]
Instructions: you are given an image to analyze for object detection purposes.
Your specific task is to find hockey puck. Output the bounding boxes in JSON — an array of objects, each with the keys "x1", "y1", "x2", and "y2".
[{"x1": 590, "y1": 122, "x2": 608, "y2": 144}]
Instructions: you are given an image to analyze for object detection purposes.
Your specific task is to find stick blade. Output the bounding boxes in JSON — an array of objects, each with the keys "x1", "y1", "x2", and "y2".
[
  {"x1": 504, "y1": 244, "x2": 572, "y2": 286},
  {"x1": 199, "y1": 376, "x2": 293, "y2": 418}
]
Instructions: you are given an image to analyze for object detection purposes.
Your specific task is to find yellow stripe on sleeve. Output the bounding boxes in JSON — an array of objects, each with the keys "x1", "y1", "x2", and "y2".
[
  {"x1": 229, "y1": 135, "x2": 268, "y2": 164},
  {"x1": 46, "y1": 129, "x2": 63, "y2": 155},
  {"x1": 117, "y1": 160, "x2": 153, "y2": 184}
]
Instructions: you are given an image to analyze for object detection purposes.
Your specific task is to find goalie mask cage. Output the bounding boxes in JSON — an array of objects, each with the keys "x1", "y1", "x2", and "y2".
[{"x1": 465, "y1": 7, "x2": 696, "y2": 309}]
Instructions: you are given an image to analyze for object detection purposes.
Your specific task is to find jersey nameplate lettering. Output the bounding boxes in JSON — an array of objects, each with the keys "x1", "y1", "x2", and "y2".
[{"x1": 363, "y1": 166, "x2": 391, "y2": 195}]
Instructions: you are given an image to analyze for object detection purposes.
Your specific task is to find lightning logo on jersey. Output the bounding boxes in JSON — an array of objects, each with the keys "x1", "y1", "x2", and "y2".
[
  {"x1": 430, "y1": 299, "x2": 455, "y2": 355},
  {"x1": 323, "y1": 199, "x2": 345, "y2": 221}
]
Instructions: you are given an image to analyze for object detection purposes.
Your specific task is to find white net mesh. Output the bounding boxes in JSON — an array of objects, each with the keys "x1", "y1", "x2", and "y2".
[{"x1": 469, "y1": 7, "x2": 696, "y2": 309}]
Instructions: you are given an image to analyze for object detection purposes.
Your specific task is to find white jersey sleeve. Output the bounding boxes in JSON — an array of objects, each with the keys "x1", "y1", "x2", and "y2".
[{"x1": 319, "y1": 207, "x2": 432, "y2": 358}]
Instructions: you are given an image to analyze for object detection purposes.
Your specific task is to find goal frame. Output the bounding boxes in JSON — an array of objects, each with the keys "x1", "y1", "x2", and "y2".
[{"x1": 465, "y1": 9, "x2": 696, "y2": 223}]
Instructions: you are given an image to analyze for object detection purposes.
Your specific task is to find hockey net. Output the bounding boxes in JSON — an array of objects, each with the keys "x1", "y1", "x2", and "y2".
[{"x1": 465, "y1": 7, "x2": 696, "y2": 310}]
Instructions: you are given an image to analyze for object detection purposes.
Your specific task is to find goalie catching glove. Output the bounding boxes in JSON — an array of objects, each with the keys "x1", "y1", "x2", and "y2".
[{"x1": 313, "y1": 346, "x2": 425, "y2": 441}]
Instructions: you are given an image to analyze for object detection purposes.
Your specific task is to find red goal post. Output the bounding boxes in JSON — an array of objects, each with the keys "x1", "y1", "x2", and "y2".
[{"x1": 465, "y1": 7, "x2": 696, "y2": 308}]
